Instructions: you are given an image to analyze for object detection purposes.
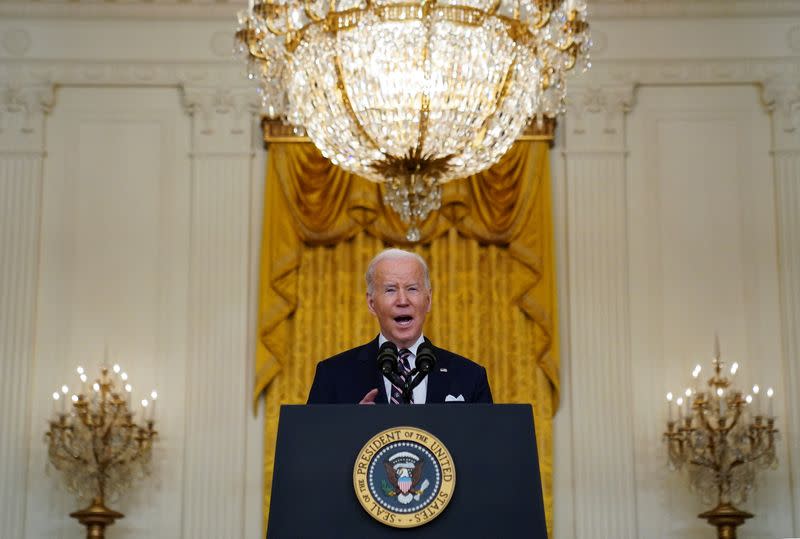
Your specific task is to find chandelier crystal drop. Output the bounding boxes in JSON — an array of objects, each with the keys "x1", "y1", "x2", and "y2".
[{"x1": 236, "y1": 0, "x2": 590, "y2": 240}]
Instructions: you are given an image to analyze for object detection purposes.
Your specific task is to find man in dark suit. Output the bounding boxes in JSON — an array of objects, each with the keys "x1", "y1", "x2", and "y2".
[{"x1": 307, "y1": 248, "x2": 493, "y2": 404}]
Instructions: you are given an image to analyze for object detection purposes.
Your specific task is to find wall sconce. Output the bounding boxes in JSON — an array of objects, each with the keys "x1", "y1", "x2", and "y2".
[
  {"x1": 663, "y1": 338, "x2": 778, "y2": 539},
  {"x1": 46, "y1": 362, "x2": 158, "y2": 538}
]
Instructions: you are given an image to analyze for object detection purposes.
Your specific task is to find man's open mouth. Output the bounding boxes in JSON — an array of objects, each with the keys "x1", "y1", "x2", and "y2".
[{"x1": 394, "y1": 315, "x2": 413, "y2": 325}]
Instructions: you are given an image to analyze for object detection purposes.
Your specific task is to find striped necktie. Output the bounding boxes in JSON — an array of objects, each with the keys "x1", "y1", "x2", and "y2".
[{"x1": 390, "y1": 348, "x2": 414, "y2": 404}]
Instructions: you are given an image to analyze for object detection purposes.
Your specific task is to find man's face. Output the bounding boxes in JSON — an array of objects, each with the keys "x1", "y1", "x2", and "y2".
[{"x1": 367, "y1": 257, "x2": 432, "y2": 349}]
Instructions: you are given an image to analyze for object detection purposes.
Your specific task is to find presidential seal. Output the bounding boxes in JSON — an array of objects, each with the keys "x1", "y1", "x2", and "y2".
[{"x1": 353, "y1": 426, "x2": 455, "y2": 528}]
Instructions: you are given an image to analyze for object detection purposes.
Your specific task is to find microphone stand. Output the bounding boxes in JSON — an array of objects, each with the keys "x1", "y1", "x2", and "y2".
[
  {"x1": 401, "y1": 370, "x2": 416, "y2": 404},
  {"x1": 401, "y1": 346, "x2": 436, "y2": 403},
  {"x1": 403, "y1": 368, "x2": 431, "y2": 403}
]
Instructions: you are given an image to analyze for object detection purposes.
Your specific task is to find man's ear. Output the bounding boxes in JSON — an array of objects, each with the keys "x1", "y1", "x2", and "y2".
[
  {"x1": 426, "y1": 288, "x2": 432, "y2": 313},
  {"x1": 366, "y1": 292, "x2": 377, "y2": 316}
]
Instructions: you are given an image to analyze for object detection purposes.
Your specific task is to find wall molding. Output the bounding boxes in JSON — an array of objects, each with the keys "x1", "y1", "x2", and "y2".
[
  {"x1": 566, "y1": 59, "x2": 800, "y2": 145},
  {"x1": 0, "y1": 3, "x2": 238, "y2": 22},
  {"x1": 574, "y1": 58, "x2": 800, "y2": 90},
  {"x1": 4, "y1": 57, "x2": 796, "y2": 116},
  {"x1": 590, "y1": 0, "x2": 800, "y2": 19},
  {"x1": 0, "y1": 59, "x2": 251, "y2": 89}
]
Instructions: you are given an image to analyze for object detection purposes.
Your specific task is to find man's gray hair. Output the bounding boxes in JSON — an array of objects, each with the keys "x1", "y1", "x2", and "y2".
[{"x1": 365, "y1": 248, "x2": 431, "y2": 295}]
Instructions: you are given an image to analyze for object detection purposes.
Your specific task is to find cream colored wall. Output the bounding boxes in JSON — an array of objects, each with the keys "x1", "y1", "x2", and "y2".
[
  {"x1": 0, "y1": 7, "x2": 267, "y2": 539},
  {"x1": 0, "y1": 1, "x2": 798, "y2": 538},
  {"x1": 553, "y1": 4, "x2": 800, "y2": 538}
]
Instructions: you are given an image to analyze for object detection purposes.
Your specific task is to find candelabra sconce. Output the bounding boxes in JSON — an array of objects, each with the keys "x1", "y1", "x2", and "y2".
[
  {"x1": 46, "y1": 363, "x2": 158, "y2": 539},
  {"x1": 663, "y1": 342, "x2": 779, "y2": 539}
]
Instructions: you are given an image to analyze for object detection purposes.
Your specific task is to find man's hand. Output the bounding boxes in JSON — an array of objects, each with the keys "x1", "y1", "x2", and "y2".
[{"x1": 359, "y1": 388, "x2": 379, "y2": 405}]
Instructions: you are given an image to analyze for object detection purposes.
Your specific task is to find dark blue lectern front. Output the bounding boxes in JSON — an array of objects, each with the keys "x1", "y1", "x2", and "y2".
[{"x1": 267, "y1": 404, "x2": 548, "y2": 538}]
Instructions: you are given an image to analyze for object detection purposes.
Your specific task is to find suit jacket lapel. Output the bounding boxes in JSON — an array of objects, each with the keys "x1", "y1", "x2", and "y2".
[{"x1": 424, "y1": 341, "x2": 450, "y2": 404}]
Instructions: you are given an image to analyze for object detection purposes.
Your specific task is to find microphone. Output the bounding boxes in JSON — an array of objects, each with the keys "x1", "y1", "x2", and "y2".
[
  {"x1": 407, "y1": 341, "x2": 437, "y2": 393},
  {"x1": 376, "y1": 341, "x2": 399, "y2": 376},
  {"x1": 376, "y1": 341, "x2": 407, "y2": 400},
  {"x1": 415, "y1": 341, "x2": 437, "y2": 374}
]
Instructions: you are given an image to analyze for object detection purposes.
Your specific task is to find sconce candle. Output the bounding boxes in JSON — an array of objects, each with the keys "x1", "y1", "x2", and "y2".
[
  {"x1": 149, "y1": 390, "x2": 158, "y2": 421},
  {"x1": 752, "y1": 384, "x2": 761, "y2": 416},
  {"x1": 767, "y1": 387, "x2": 774, "y2": 417},
  {"x1": 666, "y1": 392, "x2": 674, "y2": 422}
]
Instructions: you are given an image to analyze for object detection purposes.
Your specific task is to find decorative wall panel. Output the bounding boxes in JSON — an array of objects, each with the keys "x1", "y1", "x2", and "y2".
[
  {"x1": 626, "y1": 85, "x2": 791, "y2": 539},
  {"x1": 24, "y1": 87, "x2": 192, "y2": 539}
]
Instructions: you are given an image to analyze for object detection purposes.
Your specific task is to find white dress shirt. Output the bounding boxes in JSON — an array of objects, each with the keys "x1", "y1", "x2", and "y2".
[{"x1": 378, "y1": 333, "x2": 428, "y2": 404}]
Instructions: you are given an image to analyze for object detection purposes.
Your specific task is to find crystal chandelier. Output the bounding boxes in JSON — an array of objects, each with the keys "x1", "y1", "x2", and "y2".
[
  {"x1": 236, "y1": 0, "x2": 590, "y2": 240},
  {"x1": 46, "y1": 363, "x2": 158, "y2": 539},
  {"x1": 663, "y1": 340, "x2": 779, "y2": 539}
]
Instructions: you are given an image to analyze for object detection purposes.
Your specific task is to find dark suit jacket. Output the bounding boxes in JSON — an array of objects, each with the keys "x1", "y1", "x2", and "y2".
[{"x1": 307, "y1": 337, "x2": 493, "y2": 404}]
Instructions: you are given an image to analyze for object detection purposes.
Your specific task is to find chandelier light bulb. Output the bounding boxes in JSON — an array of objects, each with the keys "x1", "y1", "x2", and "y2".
[
  {"x1": 79, "y1": 374, "x2": 87, "y2": 383},
  {"x1": 692, "y1": 365, "x2": 701, "y2": 378},
  {"x1": 93, "y1": 382, "x2": 100, "y2": 392},
  {"x1": 52, "y1": 392, "x2": 60, "y2": 401},
  {"x1": 676, "y1": 397, "x2": 684, "y2": 407},
  {"x1": 76, "y1": 366, "x2": 84, "y2": 375},
  {"x1": 766, "y1": 388, "x2": 774, "y2": 397},
  {"x1": 716, "y1": 388, "x2": 724, "y2": 397},
  {"x1": 684, "y1": 388, "x2": 692, "y2": 397},
  {"x1": 121, "y1": 372, "x2": 128, "y2": 382},
  {"x1": 150, "y1": 390, "x2": 158, "y2": 400},
  {"x1": 113, "y1": 364, "x2": 121, "y2": 374},
  {"x1": 71, "y1": 394, "x2": 79, "y2": 403},
  {"x1": 61, "y1": 385, "x2": 69, "y2": 394},
  {"x1": 666, "y1": 392, "x2": 673, "y2": 402},
  {"x1": 752, "y1": 385, "x2": 760, "y2": 394},
  {"x1": 141, "y1": 399, "x2": 149, "y2": 408},
  {"x1": 125, "y1": 384, "x2": 132, "y2": 393},
  {"x1": 730, "y1": 362, "x2": 739, "y2": 375},
  {"x1": 745, "y1": 394, "x2": 753, "y2": 404}
]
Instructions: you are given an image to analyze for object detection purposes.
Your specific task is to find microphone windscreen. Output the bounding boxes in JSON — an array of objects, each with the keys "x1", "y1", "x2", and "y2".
[
  {"x1": 416, "y1": 341, "x2": 437, "y2": 373},
  {"x1": 376, "y1": 341, "x2": 399, "y2": 374}
]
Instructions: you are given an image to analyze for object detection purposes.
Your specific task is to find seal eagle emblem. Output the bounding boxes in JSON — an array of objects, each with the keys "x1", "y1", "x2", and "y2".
[
  {"x1": 383, "y1": 451, "x2": 428, "y2": 504},
  {"x1": 353, "y1": 427, "x2": 456, "y2": 528}
]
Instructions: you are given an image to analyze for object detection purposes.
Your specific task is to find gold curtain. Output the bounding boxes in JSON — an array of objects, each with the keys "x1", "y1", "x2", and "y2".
[{"x1": 255, "y1": 140, "x2": 560, "y2": 533}]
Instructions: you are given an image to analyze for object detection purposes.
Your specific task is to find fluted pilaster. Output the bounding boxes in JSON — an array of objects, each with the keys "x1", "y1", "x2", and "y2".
[
  {"x1": 180, "y1": 86, "x2": 259, "y2": 539},
  {"x1": 764, "y1": 77, "x2": 800, "y2": 532},
  {"x1": 562, "y1": 85, "x2": 639, "y2": 539},
  {"x1": 0, "y1": 84, "x2": 51, "y2": 539}
]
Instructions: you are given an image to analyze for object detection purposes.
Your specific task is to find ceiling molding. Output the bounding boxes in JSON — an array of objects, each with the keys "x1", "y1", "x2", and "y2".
[
  {"x1": 0, "y1": 2, "x2": 237, "y2": 21},
  {"x1": 0, "y1": 0, "x2": 798, "y2": 21}
]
